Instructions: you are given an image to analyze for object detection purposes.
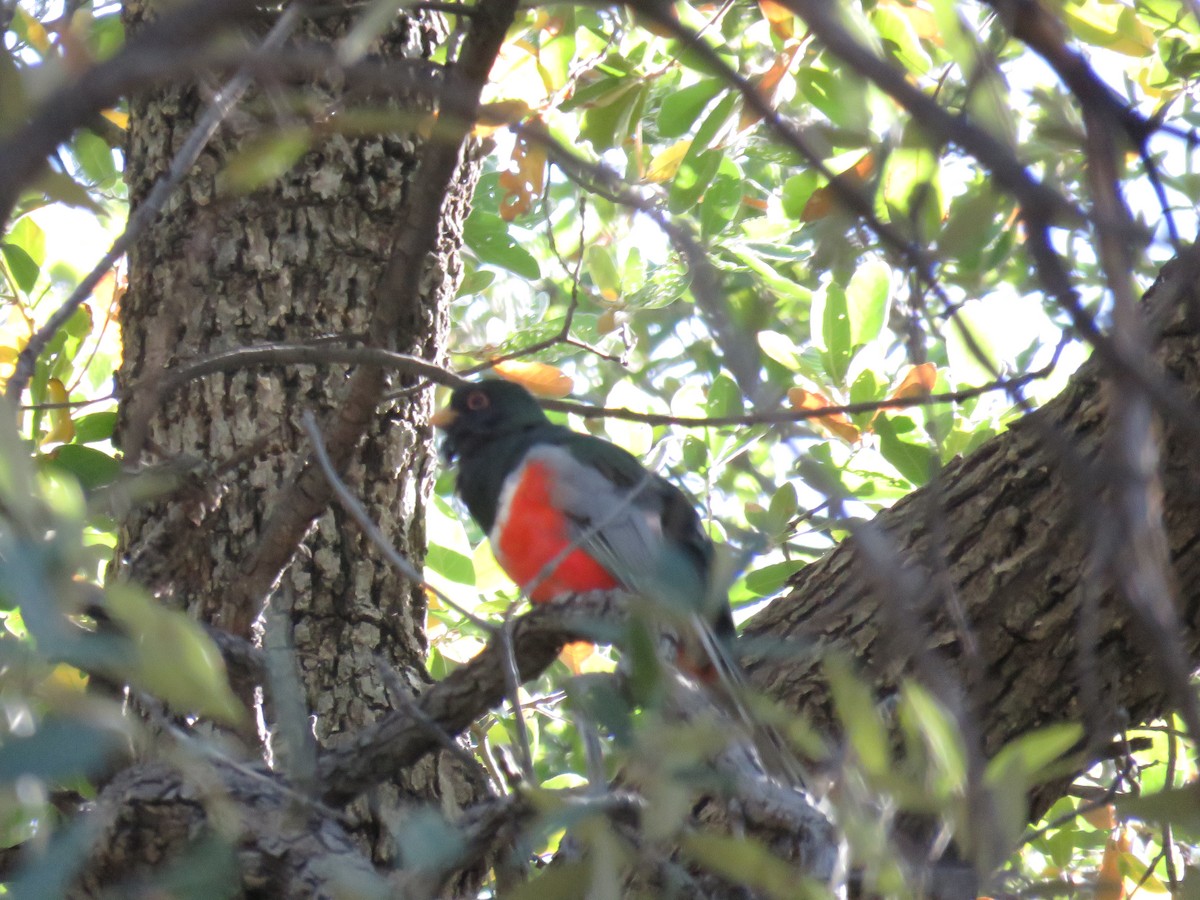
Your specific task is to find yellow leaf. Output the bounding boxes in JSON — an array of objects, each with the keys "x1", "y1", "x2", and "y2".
[
  {"x1": 42, "y1": 378, "x2": 75, "y2": 445},
  {"x1": 43, "y1": 662, "x2": 88, "y2": 694},
  {"x1": 100, "y1": 109, "x2": 129, "y2": 130},
  {"x1": 474, "y1": 100, "x2": 532, "y2": 137},
  {"x1": 645, "y1": 139, "x2": 692, "y2": 184},
  {"x1": 493, "y1": 360, "x2": 574, "y2": 398},
  {"x1": 15, "y1": 9, "x2": 52, "y2": 55}
]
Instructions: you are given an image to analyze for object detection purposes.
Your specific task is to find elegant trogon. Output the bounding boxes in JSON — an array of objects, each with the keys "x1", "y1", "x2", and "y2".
[{"x1": 431, "y1": 379, "x2": 735, "y2": 670}]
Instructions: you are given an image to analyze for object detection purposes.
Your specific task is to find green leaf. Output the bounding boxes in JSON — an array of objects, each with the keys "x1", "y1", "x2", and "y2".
[
  {"x1": 626, "y1": 265, "x2": 690, "y2": 309},
  {"x1": 7, "y1": 215, "x2": 45, "y2": 269},
  {"x1": 426, "y1": 543, "x2": 475, "y2": 586},
  {"x1": 668, "y1": 148, "x2": 722, "y2": 214},
  {"x1": 879, "y1": 143, "x2": 942, "y2": 239},
  {"x1": 845, "y1": 258, "x2": 889, "y2": 348},
  {"x1": 1119, "y1": 785, "x2": 1200, "y2": 833},
  {"x1": 706, "y1": 373, "x2": 743, "y2": 418},
  {"x1": 874, "y1": 414, "x2": 935, "y2": 486},
  {"x1": 1, "y1": 242, "x2": 39, "y2": 294},
  {"x1": 821, "y1": 282, "x2": 852, "y2": 384},
  {"x1": 35, "y1": 170, "x2": 106, "y2": 214},
  {"x1": 872, "y1": 3, "x2": 932, "y2": 73},
  {"x1": 899, "y1": 682, "x2": 966, "y2": 792},
  {"x1": 72, "y1": 130, "x2": 117, "y2": 187},
  {"x1": 463, "y1": 211, "x2": 540, "y2": 279},
  {"x1": 825, "y1": 654, "x2": 890, "y2": 775},
  {"x1": 580, "y1": 80, "x2": 646, "y2": 151},
  {"x1": 798, "y1": 67, "x2": 870, "y2": 133},
  {"x1": 689, "y1": 90, "x2": 738, "y2": 156},
  {"x1": 456, "y1": 266, "x2": 495, "y2": 298},
  {"x1": 681, "y1": 831, "x2": 825, "y2": 899},
  {"x1": 985, "y1": 722, "x2": 1083, "y2": 787},
  {"x1": 105, "y1": 583, "x2": 246, "y2": 726},
  {"x1": 586, "y1": 244, "x2": 621, "y2": 298},
  {"x1": 218, "y1": 128, "x2": 311, "y2": 194},
  {"x1": 657, "y1": 79, "x2": 724, "y2": 138},
  {"x1": 46, "y1": 444, "x2": 120, "y2": 490},
  {"x1": 743, "y1": 559, "x2": 804, "y2": 596},
  {"x1": 505, "y1": 862, "x2": 592, "y2": 900},
  {"x1": 781, "y1": 171, "x2": 820, "y2": 219},
  {"x1": 700, "y1": 161, "x2": 743, "y2": 238}
]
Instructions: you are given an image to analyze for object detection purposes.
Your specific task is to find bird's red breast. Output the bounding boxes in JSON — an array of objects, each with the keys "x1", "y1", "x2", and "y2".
[{"x1": 491, "y1": 457, "x2": 620, "y2": 602}]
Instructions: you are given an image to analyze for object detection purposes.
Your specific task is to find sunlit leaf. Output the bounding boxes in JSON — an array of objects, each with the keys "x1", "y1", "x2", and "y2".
[
  {"x1": 874, "y1": 414, "x2": 934, "y2": 485},
  {"x1": 825, "y1": 654, "x2": 890, "y2": 776},
  {"x1": 559, "y1": 640, "x2": 595, "y2": 674},
  {"x1": 657, "y1": 79, "x2": 723, "y2": 138},
  {"x1": 45, "y1": 444, "x2": 119, "y2": 490},
  {"x1": 758, "y1": 0, "x2": 795, "y2": 40},
  {"x1": 42, "y1": 379, "x2": 74, "y2": 445},
  {"x1": 787, "y1": 387, "x2": 860, "y2": 443},
  {"x1": 493, "y1": 359, "x2": 573, "y2": 397},
  {"x1": 463, "y1": 211, "x2": 541, "y2": 279},
  {"x1": 890, "y1": 363, "x2": 937, "y2": 402},
  {"x1": 72, "y1": 411, "x2": 116, "y2": 444},
  {"x1": 645, "y1": 139, "x2": 692, "y2": 183},
  {"x1": 738, "y1": 44, "x2": 800, "y2": 132},
  {"x1": 105, "y1": 584, "x2": 246, "y2": 726},
  {"x1": 1, "y1": 242, "x2": 39, "y2": 294},
  {"x1": 845, "y1": 258, "x2": 889, "y2": 348}
]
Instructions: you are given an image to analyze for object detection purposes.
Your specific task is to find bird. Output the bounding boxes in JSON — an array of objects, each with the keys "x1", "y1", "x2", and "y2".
[{"x1": 430, "y1": 378, "x2": 735, "y2": 675}]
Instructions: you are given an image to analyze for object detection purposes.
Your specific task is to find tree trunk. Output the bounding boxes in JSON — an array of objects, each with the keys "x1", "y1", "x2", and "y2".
[
  {"x1": 112, "y1": 0, "x2": 489, "y2": 878},
  {"x1": 744, "y1": 248, "x2": 1200, "y2": 858}
]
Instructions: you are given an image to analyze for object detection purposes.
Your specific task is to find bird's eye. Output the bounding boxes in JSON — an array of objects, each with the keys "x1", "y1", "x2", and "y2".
[{"x1": 466, "y1": 391, "x2": 490, "y2": 411}]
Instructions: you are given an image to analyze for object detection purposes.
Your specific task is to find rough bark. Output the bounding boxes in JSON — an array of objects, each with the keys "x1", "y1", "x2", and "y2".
[
  {"x1": 744, "y1": 249, "x2": 1200, "y2": 803},
  {"x1": 113, "y1": 0, "x2": 487, "y2": 874}
]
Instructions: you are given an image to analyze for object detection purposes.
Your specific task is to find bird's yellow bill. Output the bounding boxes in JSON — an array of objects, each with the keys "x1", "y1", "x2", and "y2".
[{"x1": 429, "y1": 407, "x2": 458, "y2": 428}]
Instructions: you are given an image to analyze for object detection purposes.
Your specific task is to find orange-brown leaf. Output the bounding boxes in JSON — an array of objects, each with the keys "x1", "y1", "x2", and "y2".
[
  {"x1": 758, "y1": 0, "x2": 795, "y2": 39},
  {"x1": 498, "y1": 131, "x2": 547, "y2": 220},
  {"x1": 787, "y1": 387, "x2": 861, "y2": 443},
  {"x1": 559, "y1": 640, "x2": 595, "y2": 674},
  {"x1": 802, "y1": 152, "x2": 877, "y2": 221},
  {"x1": 1081, "y1": 804, "x2": 1117, "y2": 832},
  {"x1": 493, "y1": 360, "x2": 574, "y2": 398},
  {"x1": 1095, "y1": 831, "x2": 1126, "y2": 900},
  {"x1": 739, "y1": 44, "x2": 800, "y2": 132},
  {"x1": 891, "y1": 362, "x2": 937, "y2": 401}
]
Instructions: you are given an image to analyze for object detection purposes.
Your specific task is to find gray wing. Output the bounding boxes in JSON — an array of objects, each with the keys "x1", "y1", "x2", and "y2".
[{"x1": 527, "y1": 443, "x2": 707, "y2": 613}]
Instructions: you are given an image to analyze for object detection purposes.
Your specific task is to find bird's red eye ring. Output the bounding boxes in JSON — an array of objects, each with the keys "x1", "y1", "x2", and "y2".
[{"x1": 466, "y1": 391, "x2": 490, "y2": 411}]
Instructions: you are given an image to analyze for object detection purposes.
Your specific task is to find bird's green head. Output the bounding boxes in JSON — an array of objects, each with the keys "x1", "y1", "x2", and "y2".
[{"x1": 431, "y1": 379, "x2": 552, "y2": 464}]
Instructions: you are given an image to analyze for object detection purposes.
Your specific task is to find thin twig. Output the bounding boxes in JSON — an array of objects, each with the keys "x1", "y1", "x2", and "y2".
[{"x1": 300, "y1": 410, "x2": 493, "y2": 633}]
